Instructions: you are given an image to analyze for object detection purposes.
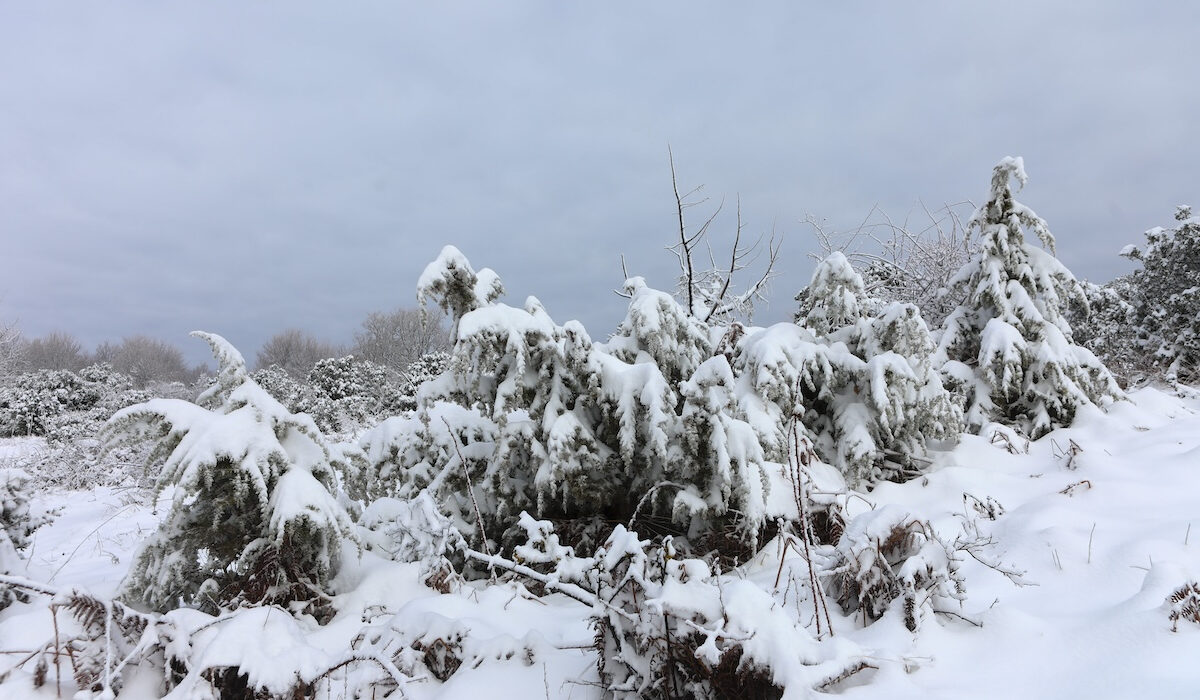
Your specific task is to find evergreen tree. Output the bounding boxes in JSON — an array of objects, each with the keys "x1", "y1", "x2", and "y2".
[
  {"x1": 104, "y1": 332, "x2": 357, "y2": 615},
  {"x1": 936, "y1": 157, "x2": 1119, "y2": 436}
]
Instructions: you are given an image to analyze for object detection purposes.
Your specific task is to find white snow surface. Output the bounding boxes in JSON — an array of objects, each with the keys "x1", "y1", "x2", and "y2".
[{"x1": 4, "y1": 388, "x2": 1200, "y2": 697}]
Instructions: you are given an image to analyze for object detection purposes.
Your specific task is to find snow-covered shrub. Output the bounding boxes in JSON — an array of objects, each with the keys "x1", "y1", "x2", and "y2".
[
  {"x1": 821, "y1": 505, "x2": 964, "y2": 632},
  {"x1": 795, "y1": 251, "x2": 875, "y2": 335},
  {"x1": 594, "y1": 530, "x2": 780, "y2": 699},
  {"x1": 308, "y1": 355, "x2": 388, "y2": 404},
  {"x1": 0, "y1": 362, "x2": 147, "y2": 439},
  {"x1": 416, "y1": 244, "x2": 505, "y2": 333},
  {"x1": 0, "y1": 469, "x2": 54, "y2": 610},
  {"x1": 0, "y1": 364, "x2": 160, "y2": 491},
  {"x1": 304, "y1": 355, "x2": 391, "y2": 433},
  {"x1": 0, "y1": 577, "x2": 423, "y2": 700},
  {"x1": 601, "y1": 279, "x2": 770, "y2": 543},
  {"x1": 936, "y1": 157, "x2": 1120, "y2": 436},
  {"x1": 360, "y1": 491, "x2": 466, "y2": 591},
  {"x1": 250, "y1": 363, "x2": 314, "y2": 411},
  {"x1": 1071, "y1": 279, "x2": 1145, "y2": 387},
  {"x1": 18, "y1": 365, "x2": 158, "y2": 490},
  {"x1": 754, "y1": 253, "x2": 960, "y2": 486},
  {"x1": 254, "y1": 356, "x2": 399, "y2": 435},
  {"x1": 0, "y1": 469, "x2": 54, "y2": 552},
  {"x1": 1120, "y1": 205, "x2": 1200, "y2": 383},
  {"x1": 0, "y1": 369, "x2": 95, "y2": 436},
  {"x1": 103, "y1": 332, "x2": 358, "y2": 616},
  {"x1": 374, "y1": 247, "x2": 772, "y2": 557},
  {"x1": 392, "y1": 350, "x2": 451, "y2": 413}
]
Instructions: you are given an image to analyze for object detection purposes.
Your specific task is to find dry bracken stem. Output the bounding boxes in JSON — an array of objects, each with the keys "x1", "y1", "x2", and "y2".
[
  {"x1": 441, "y1": 417, "x2": 495, "y2": 579},
  {"x1": 662, "y1": 611, "x2": 678, "y2": 699},
  {"x1": 773, "y1": 536, "x2": 792, "y2": 591},
  {"x1": 103, "y1": 600, "x2": 114, "y2": 696},
  {"x1": 788, "y1": 414, "x2": 832, "y2": 637},
  {"x1": 51, "y1": 605, "x2": 62, "y2": 699}
]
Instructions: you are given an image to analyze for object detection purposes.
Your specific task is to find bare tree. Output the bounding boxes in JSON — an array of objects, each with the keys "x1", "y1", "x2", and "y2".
[
  {"x1": 255, "y1": 329, "x2": 341, "y2": 378},
  {"x1": 352, "y1": 307, "x2": 451, "y2": 373},
  {"x1": 19, "y1": 331, "x2": 89, "y2": 372},
  {"x1": 96, "y1": 335, "x2": 191, "y2": 387},
  {"x1": 806, "y1": 201, "x2": 975, "y2": 328},
  {"x1": 630, "y1": 147, "x2": 780, "y2": 324},
  {"x1": 0, "y1": 317, "x2": 21, "y2": 379}
]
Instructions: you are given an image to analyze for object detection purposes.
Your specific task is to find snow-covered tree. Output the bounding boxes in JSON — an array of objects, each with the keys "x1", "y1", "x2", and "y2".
[
  {"x1": 104, "y1": 332, "x2": 358, "y2": 615},
  {"x1": 392, "y1": 350, "x2": 451, "y2": 413},
  {"x1": 1120, "y1": 205, "x2": 1200, "y2": 383},
  {"x1": 936, "y1": 157, "x2": 1119, "y2": 436}
]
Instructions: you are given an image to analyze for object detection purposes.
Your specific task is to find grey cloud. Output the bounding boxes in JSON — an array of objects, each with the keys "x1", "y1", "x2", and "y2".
[{"x1": 1, "y1": 1, "x2": 1197, "y2": 364}]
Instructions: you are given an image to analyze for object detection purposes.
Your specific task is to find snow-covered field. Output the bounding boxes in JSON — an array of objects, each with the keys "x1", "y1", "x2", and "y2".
[{"x1": 3, "y1": 387, "x2": 1200, "y2": 699}]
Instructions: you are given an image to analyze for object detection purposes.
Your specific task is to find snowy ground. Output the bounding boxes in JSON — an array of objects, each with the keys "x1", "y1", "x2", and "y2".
[{"x1": 3, "y1": 387, "x2": 1200, "y2": 698}]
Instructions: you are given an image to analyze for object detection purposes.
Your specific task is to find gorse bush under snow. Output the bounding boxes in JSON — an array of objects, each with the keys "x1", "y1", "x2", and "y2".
[
  {"x1": 103, "y1": 332, "x2": 358, "y2": 616},
  {"x1": 1118, "y1": 205, "x2": 1200, "y2": 383}
]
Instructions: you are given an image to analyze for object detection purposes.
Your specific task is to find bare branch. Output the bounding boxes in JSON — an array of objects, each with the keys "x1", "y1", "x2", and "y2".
[{"x1": 669, "y1": 145, "x2": 695, "y2": 316}]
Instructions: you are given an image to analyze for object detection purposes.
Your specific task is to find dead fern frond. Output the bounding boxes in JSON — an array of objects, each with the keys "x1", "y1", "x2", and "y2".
[
  {"x1": 1059, "y1": 480, "x2": 1092, "y2": 497},
  {"x1": 1168, "y1": 582, "x2": 1200, "y2": 632}
]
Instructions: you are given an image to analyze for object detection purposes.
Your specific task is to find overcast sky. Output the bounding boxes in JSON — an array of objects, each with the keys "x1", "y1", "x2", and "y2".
[{"x1": 2, "y1": 2, "x2": 1197, "y2": 366}]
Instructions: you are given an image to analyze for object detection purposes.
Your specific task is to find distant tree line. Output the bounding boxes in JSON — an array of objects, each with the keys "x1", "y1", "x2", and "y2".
[
  {"x1": 254, "y1": 307, "x2": 451, "y2": 379},
  {"x1": 0, "y1": 306, "x2": 451, "y2": 441},
  {"x1": 0, "y1": 306, "x2": 451, "y2": 387},
  {"x1": 7, "y1": 332, "x2": 201, "y2": 387}
]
